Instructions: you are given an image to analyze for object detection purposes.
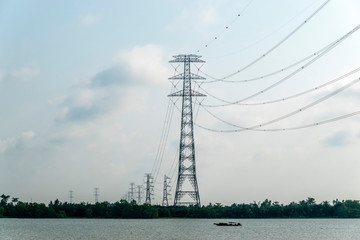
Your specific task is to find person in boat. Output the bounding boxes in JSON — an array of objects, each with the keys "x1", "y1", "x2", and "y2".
[{"x1": 214, "y1": 222, "x2": 241, "y2": 226}]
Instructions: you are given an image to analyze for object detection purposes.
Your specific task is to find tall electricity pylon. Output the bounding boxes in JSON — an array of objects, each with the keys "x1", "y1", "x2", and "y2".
[
  {"x1": 162, "y1": 175, "x2": 171, "y2": 206},
  {"x1": 169, "y1": 54, "x2": 205, "y2": 206}
]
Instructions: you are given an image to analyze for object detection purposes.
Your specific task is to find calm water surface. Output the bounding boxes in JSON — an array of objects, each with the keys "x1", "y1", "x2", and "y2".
[{"x1": 1, "y1": 218, "x2": 359, "y2": 240}]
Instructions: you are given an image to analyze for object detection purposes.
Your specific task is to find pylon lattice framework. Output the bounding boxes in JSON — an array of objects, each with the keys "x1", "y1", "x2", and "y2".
[
  {"x1": 128, "y1": 183, "x2": 135, "y2": 202},
  {"x1": 162, "y1": 175, "x2": 171, "y2": 207},
  {"x1": 136, "y1": 185, "x2": 143, "y2": 204},
  {"x1": 94, "y1": 188, "x2": 99, "y2": 203},
  {"x1": 144, "y1": 173, "x2": 153, "y2": 204},
  {"x1": 169, "y1": 54, "x2": 206, "y2": 206}
]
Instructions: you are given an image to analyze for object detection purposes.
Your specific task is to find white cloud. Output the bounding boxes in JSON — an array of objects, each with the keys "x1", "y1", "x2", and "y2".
[
  {"x1": 0, "y1": 131, "x2": 35, "y2": 153},
  {"x1": 118, "y1": 44, "x2": 171, "y2": 85},
  {"x1": 71, "y1": 88, "x2": 98, "y2": 108},
  {"x1": 322, "y1": 131, "x2": 351, "y2": 147},
  {"x1": 0, "y1": 69, "x2": 4, "y2": 82},
  {"x1": 0, "y1": 64, "x2": 40, "y2": 82},
  {"x1": 54, "y1": 85, "x2": 112, "y2": 122},
  {"x1": 79, "y1": 14, "x2": 102, "y2": 26},
  {"x1": 165, "y1": 5, "x2": 221, "y2": 34},
  {"x1": 56, "y1": 107, "x2": 69, "y2": 121},
  {"x1": 0, "y1": 138, "x2": 14, "y2": 153},
  {"x1": 22, "y1": 131, "x2": 35, "y2": 138},
  {"x1": 48, "y1": 95, "x2": 67, "y2": 107},
  {"x1": 11, "y1": 66, "x2": 39, "y2": 81},
  {"x1": 52, "y1": 44, "x2": 168, "y2": 123},
  {"x1": 198, "y1": 7, "x2": 220, "y2": 26}
]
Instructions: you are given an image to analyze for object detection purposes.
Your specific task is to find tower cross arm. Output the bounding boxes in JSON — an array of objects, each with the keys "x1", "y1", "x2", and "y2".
[
  {"x1": 169, "y1": 54, "x2": 205, "y2": 63},
  {"x1": 169, "y1": 73, "x2": 205, "y2": 80},
  {"x1": 168, "y1": 90, "x2": 206, "y2": 97}
]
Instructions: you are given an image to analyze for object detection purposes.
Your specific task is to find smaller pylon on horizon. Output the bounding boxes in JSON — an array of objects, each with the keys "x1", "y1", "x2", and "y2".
[
  {"x1": 136, "y1": 185, "x2": 143, "y2": 204},
  {"x1": 69, "y1": 190, "x2": 73, "y2": 204},
  {"x1": 144, "y1": 173, "x2": 154, "y2": 204},
  {"x1": 94, "y1": 188, "x2": 99, "y2": 203},
  {"x1": 162, "y1": 175, "x2": 171, "y2": 207},
  {"x1": 129, "y1": 183, "x2": 135, "y2": 202}
]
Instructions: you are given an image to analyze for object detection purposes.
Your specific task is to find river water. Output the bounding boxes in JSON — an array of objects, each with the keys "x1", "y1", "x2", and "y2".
[{"x1": 0, "y1": 218, "x2": 359, "y2": 239}]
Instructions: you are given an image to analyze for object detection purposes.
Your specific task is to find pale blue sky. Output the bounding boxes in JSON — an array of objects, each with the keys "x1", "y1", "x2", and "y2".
[{"x1": 1, "y1": 0, "x2": 360, "y2": 205}]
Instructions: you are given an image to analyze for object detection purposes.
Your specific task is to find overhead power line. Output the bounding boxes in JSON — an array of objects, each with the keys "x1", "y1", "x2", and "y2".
[
  {"x1": 197, "y1": 77, "x2": 360, "y2": 132},
  {"x1": 201, "y1": 36, "x2": 344, "y2": 84},
  {"x1": 205, "y1": 0, "x2": 323, "y2": 60},
  {"x1": 198, "y1": 66, "x2": 360, "y2": 107},
  {"x1": 154, "y1": 102, "x2": 175, "y2": 183},
  {"x1": 200, "y1": 0, "x2": 331, "y2": 80},
  {"x1": 199, "y1": 23, "x2": 360, "y2": 106},
  {"x1": 196, "y1": 0, "x2": 255, "y2": 53},
  {"x1": 196, "y1": 110, "x2": 360, "y2": 132},
  {"x1": 151, "y1": 83, "x2": 176, "y2": 184},
  {"x1": 167, "y1": 147, "x2": 178, "y2": 179},
  {"x1": 151, "y1": 98, "x2": 172, "y2": 174}
]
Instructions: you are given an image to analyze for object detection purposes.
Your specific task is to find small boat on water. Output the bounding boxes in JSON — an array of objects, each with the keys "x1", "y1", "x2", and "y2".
[{"x1": 214, "y1": 222, "x2": 242, "y2": 226}]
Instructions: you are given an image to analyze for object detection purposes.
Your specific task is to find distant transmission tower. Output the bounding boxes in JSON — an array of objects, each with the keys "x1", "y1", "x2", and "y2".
[
  {"x1": 162, "y1": 175, "x2": 171, "y2": 206},
  {"x1": 136, "y1": 185, "x2": 143, "y2": 204},
  {"x1": 169, "y1": 54, "x2": 205, "y2": 206},
  {"x1": 144, "y1": 173, "x2": 154, "y2": 204},
  {"x1": 94, "y1": 187, "x2": 99, "y2": 203},
  {"x1": 129, "y1": 183, "x2": 135, "y2": 202},
  {"x1": 69, "y1": 190, "x2": 73, "y2": 204}
]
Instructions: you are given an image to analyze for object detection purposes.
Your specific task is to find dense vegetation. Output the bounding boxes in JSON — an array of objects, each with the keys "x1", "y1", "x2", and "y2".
[{"x1": 1, "y1": 194, "x2": 360, "y2": 218}]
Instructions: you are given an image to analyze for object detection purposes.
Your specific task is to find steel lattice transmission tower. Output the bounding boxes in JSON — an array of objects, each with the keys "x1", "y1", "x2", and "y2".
[
  {"x1": 136, "y1": 185, "x2": 143, "y2": 204},
  {"x1": 128, "y1": 183, "x2": 135, "y2": 202},
  {"x1": 94, "y1": 187, "x2": 99, "y2": 203},
  {"x1": 144, "y1": 173, "x2": 153, "y2": 204},
  {"x1": 162, "y1": 175, "x2": 171, "y2": 206},
  {"x1": 69, "y1": 190, "x2": 74, "y2": 204},
  {"x1": 169, "y1": 54, "x2": 205, "y2": 206}
]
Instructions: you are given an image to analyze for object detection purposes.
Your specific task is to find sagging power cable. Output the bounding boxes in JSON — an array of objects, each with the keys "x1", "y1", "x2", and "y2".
[
  {"x1": 196, "y1": 0, "x2": 255, "y2": 53},
  {"x1": 200, "y1": 0, "x2": 331, "y2": 80},
  {"x1": 197, "y1": 66, "x2": 360, "y2": 107},
  {"x1": 199, "y1": 24, "x2": 360, "y2": 106},
  {"x1": 196, "y1": 110, "x2": 360, "y2": 132},
  {"x1": 196, "y1": 77, "x2": 360, "y2": 132},
  {"x1": 202, "y1": 36, "x2": 343, "y2": 84}
]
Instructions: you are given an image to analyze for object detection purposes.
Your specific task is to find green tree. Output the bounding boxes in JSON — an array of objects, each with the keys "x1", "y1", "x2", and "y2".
[
  {"x1": 0, "y1": 194, "x2": 10, "y2": 207},
  {"x1": 0, "y1": 206, "x2": 4, "y2": 217},
  {"x1": 85, "y1": 208, "x2": 93, "y2": 218}
]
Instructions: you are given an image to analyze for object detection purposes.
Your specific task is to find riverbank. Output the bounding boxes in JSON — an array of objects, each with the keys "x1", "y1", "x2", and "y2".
[{"x1": 2, "y1": 194, "x2": 360, "y2": 218}]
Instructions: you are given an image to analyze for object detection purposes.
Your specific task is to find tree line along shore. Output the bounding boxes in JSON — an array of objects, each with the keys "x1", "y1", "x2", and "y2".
[{"x1": 1, "y1": 194, "x2": 360, "y2": 218}]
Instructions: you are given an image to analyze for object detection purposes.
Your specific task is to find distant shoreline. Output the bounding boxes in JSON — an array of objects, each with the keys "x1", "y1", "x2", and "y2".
[{"x1": 2, "y1": 194, "x2": 360, "y2": 219}]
